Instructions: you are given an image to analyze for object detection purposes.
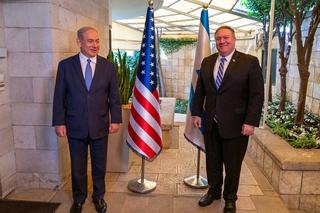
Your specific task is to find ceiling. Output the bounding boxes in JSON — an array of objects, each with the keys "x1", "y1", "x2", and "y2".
[
  {"x1": 111, "y1": 0, "x2": 163, "y2": 20},
  {"x1": 112, "y1": 0, "x2": 262, "y2": 37}
]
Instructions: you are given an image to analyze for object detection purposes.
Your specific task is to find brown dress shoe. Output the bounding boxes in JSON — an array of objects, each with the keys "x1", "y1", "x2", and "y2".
[
  {"x1": 198, "y1": 192, "x2": 221, "y2": 207},
  {"x1": 70, "y1": 202, "x2": 82, "y2": 213},
  {"x1": 224, "y1": 201, "x2": 236, "y2": 213},
  {"x1": 93, "y1": 198, "x2": 107, "y2": 213}
]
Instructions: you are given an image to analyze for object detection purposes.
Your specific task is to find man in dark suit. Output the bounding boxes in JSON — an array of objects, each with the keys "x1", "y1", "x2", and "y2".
[
  {"x1": 191, "y1": 26, "x2": 264, "y2": 213},
  {"x1": 53, "y1": 26, "x2": 122, "y2": 213}
]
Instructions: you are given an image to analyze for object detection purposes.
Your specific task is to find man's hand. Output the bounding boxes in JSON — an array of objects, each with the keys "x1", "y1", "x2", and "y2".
[
  {"x1": 109, "y1": 123, "x2": 120, "y2": 134},
  {"x1": 192, "y1": 116, "x2": 202, "y2": 128},
  {"x1": 241, "y1": 124, "x2": 255, "y2": 136},
  {"x1": 55, "y1": 125, "x2": 67, "y2": 137}
]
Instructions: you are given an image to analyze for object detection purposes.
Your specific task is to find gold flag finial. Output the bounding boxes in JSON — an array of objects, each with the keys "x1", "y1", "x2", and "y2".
[
  {"x1": 204, "y1": 0, "x2": 213, "y2": 8},
  {"x1": 148, "y1": 0, "x2": 154, "y2": 6}
]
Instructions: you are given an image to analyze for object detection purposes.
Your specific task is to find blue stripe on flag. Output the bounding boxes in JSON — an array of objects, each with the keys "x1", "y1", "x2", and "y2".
[
  {"x1": 200, "y1": 9, "x2": 209, "y2": 35},
  {"x1": 184, "y1": 6, "x2": 211, "y2": 152}
]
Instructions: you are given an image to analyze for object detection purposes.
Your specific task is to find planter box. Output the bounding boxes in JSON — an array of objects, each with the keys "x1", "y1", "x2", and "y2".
[
  {"x1": 107, "y1": 105, "x2": 132, "y2": 172},
  {"x1": 248, "y1": 128, "x2": 320, "y2": 213}
]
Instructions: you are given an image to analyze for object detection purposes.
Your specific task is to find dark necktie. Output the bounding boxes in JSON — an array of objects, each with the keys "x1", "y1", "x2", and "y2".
[
  {"x1": 215, "y1": 57, "x2": 226, "y2": 89},
  {"x1": 214, "y1": 57, "x2": 226, "y2": 123},
  {"x1": 85, "y1": 59, "x2": 92, "y2": 90}
]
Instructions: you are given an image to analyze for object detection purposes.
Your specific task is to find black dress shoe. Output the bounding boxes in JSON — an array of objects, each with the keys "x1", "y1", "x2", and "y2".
[
  {"x1": 70, "y1": 202, "x2": 82, "y2": 213},
  {"x1": 198, "y1": 192, "x2": 221, "y2": 207},
  {"x1": 224, "y1": 201, "x2": 236, "y2": 213},
  {"x1": 93, "y1": 198, "x2": 107, "y2": 213}
]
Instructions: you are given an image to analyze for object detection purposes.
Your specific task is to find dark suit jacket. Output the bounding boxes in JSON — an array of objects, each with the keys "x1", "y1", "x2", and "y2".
[
  {"x1": 52, "y1": 54, "x2": 122, "y2": 139},
  {"x1": 191, "y1": 50, "x2": 264, "y2": 139}
]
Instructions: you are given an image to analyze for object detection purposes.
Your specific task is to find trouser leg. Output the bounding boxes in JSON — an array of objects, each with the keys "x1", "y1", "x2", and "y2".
[
  {"x1": 89, "y1": 136, "x2": 108, "y2": 200},
  {"x1": 68, "y1": 137, "x2": 89, "y2": 203},
  {"x1": 204, "y1": 121, "x2": 223, "y2": 196},
  {"x1": 222, "y1": 134, "x2": 248, "y2": 201}
]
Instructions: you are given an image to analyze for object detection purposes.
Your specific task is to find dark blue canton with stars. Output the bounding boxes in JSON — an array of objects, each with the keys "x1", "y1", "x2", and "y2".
[{"x1": 137, "y1": 6, "x2": 157, "y2": 92}]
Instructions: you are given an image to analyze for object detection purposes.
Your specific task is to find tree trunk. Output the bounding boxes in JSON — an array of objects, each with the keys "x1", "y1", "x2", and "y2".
[
  {"x1": 277, "y1": 22, "x2": 289, "y2": 112},
  {"x1": 295, "y1": 64, "x2": 310, "y2": 125},
  {"x1": 279, "y1": 65, "x2": 287, "y2": 111}
]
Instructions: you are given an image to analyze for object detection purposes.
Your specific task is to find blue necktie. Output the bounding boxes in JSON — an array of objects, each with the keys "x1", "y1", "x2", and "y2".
[
  {"x1": 215, "y1": 57, "x2": 226, "y2": 89},
  {"x1": 85, "y1": 59, "x2": 92, "y2": 90}
]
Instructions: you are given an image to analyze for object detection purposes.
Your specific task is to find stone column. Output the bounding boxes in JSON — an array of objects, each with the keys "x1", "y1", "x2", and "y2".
[
  {"x1": 0, "y1": 2, "x2": 16, "y2": 198},
  {"x1": 2, "y1": 0, "x2": 110, "y2": 192}
]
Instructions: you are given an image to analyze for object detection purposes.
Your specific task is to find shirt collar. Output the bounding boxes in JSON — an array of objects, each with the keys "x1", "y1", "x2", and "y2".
[
  {"x1": 218, "y1": 49, "x2": 235, "y2": 62},
  {"x1": 79, "y1": 52, "x2": 97, "y2": 64}
]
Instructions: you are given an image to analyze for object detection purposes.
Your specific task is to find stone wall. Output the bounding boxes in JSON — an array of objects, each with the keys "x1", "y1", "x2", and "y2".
[
  {"x1": 0, "y1": 2, "x2": 16, "y2": 198},
  {"x1": 274, "y1": 24, "x2": 320, "y2": 115},
  {"x1": 160, "y1": 38, "x2": 258, "y2": 99},
  {"x1": 1, "y1": 0, "x2": 111, "y2": 193},
  {"x1": 161, "y1": 45, "x2": 195, "y2": 99},
  {"x1": 249, "y1": 128, "x2": 320, "y2": 212}
]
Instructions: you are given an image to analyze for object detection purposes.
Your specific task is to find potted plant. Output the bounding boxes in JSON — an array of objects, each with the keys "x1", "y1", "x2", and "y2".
[{"x1": 107, "y1": 50, "x2": 138, "y2": 105}]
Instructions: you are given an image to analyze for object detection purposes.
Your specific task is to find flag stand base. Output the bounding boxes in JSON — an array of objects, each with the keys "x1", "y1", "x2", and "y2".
[
  {"x1": 127, "y1": 178, "x2": 157, "y2": 193},
  {"x1": 183, "y1": 175, "x2": 208, "y2": 188},
  {"x1": 127, "y1": 157, "x2": 157, "y2": 194},
  {"x1": 183, "y1": 149, "x2": 208, "y2": 188}
]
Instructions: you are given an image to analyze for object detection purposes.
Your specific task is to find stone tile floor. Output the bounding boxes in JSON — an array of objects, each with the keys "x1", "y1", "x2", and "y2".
[{"x1": 6, "y1": 116, "x2": 305, "y2": 213}]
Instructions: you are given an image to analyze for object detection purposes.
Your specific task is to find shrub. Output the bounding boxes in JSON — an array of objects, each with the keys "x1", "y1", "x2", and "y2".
[
  {"x1": 175, "y1": 99, "x2": 188, "y2": 114},
  {"x1": 266, "y1": 99, "x2": 320, "y2": 149}
]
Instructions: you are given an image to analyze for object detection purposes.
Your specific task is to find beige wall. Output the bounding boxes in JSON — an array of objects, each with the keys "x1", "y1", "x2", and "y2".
[
  {"x1": 0, "y1": 2, "x2": 16, "y2": 198},
  {"x1": 161, "y1": 45, "x2": 195, "y2": 99},
  {"x1": 0, "y1": 0, "x2": 111, "y2": 195}
]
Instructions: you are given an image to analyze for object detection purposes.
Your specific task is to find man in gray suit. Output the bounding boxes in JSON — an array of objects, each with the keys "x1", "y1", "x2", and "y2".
[
  {"x1": 192, "y1": 26, "x2": 264, "y2": 213},
  {"x1": 53, "y1": 26, "x2": 122, "y2": 213}
]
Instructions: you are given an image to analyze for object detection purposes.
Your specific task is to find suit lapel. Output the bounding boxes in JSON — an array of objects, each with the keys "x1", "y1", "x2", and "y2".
[
  {"x1": 89, "y1": 56, "x2": 103, "y2": 93},
  {"x1": 219, "y1": 50, "x2": 240, "y2": 92},
  {"x1": 208, "y1": 54, "x2": 218, "y2": 90},
  {"x1": 72, "y1": 54, "x2": 87, "y2": 91}
]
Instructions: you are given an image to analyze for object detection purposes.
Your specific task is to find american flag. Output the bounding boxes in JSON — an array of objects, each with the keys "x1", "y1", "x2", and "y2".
[{"x1": 126, "y1": 6, "x2": 163, "y2": 161}]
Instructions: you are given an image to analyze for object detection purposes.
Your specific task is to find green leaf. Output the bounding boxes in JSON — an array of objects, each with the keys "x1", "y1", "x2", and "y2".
[
  {"x1": 160, "y1": 38, "x2": 197, "y2": 55},
  {"x1": 107, "y1": 50, "x2": 139, "y2": 104}
]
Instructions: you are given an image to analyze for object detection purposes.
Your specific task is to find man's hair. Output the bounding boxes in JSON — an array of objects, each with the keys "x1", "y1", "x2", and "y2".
[
  {"x1": 77, "y1": 26, "x2": 97, "y2": 40},
  {"x1": 214, "y1": 26, "x2": 235, "y2": 38}
]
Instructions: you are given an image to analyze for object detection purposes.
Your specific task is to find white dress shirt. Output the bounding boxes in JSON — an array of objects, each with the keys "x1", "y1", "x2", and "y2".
[
  {"x1": 79, "y1": 52, "x2": 97, "y2": 79},
  {"x1": 213, "y1": 49, "x2": 235, "y2": 81}
]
